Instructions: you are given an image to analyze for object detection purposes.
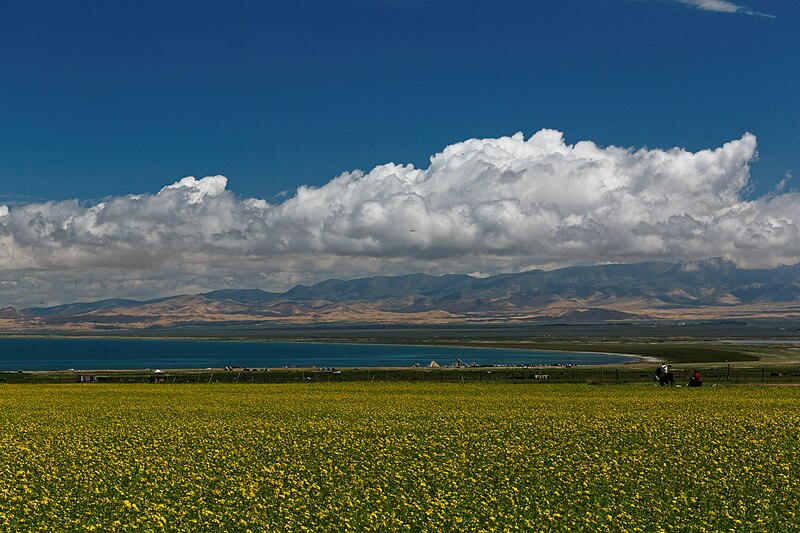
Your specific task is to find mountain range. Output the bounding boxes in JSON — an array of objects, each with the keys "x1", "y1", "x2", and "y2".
[{"x1": 2, "y1": 258, "x2": 800, "y2": 331}]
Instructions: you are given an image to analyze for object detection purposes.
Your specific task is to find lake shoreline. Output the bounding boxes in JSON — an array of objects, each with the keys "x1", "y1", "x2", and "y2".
[{"x1": 0, "y1": 337, "x2": 639, "y2": 372}]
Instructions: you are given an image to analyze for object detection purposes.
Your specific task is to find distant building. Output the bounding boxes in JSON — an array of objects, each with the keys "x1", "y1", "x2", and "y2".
[{"x1": 77, "y1": 374, "x2": 111, "y2": 383}]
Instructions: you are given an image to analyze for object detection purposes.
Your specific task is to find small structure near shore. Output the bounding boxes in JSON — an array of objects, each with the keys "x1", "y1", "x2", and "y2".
[{"x1": 76, "y1": 374, "x2": 111, "y2": 383}]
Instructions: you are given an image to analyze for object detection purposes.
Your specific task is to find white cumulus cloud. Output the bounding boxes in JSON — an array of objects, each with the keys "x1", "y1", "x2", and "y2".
[{"x1": 1, "y1": 129, "x2": 798, "y2": 306}]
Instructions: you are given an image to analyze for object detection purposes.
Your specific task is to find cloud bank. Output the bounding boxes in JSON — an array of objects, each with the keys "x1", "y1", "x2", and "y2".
[{"x1": 1, "y1": 130, "x2": 798, "y2": 306}]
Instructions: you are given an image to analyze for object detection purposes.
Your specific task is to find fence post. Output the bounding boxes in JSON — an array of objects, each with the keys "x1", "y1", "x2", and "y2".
[{"x1": 762, "y1": 366, "x2": 765, "y2": 382}]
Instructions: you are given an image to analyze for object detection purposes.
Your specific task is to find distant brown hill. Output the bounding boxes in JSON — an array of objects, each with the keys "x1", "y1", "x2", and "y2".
[
  {"x1": 5, "y1": 258, "x2": 800, "y2": 331},
  {"x1": 0, "y1": 306, "x2": 24, "y2": 319}
]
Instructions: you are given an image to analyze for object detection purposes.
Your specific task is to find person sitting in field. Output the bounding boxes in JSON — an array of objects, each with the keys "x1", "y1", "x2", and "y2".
[{"x1": 689, "y1": 370, "x2": 702, "y2": 387}]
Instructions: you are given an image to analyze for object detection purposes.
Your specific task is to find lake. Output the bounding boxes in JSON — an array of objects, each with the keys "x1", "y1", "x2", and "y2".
[{"x1": 0, "y1": 337, "x2": 637, "y2": 371}]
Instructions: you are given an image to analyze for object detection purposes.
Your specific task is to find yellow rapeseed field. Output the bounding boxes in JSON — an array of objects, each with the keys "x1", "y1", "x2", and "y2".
[{"x1": 0, "y1": 383, "x2": 798, "y2": 532}]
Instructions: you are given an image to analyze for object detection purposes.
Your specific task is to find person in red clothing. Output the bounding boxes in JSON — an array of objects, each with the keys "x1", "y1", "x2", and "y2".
[{"x1": 689, "y1": 370, "x2": 702, "y2": 387}]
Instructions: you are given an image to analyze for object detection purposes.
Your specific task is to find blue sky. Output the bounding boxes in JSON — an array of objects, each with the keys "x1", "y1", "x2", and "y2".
[
  {"x1": 1, "y1": 0, "x2": 796, "y2": 202},
  {"x1": 1, "y1": 0, "x2": 799, "y2": 306}
]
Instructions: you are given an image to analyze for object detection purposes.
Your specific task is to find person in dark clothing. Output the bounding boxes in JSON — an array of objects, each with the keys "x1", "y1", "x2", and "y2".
[{"x1": 688, "y1": 370, "x2": 703, "y2": 387}]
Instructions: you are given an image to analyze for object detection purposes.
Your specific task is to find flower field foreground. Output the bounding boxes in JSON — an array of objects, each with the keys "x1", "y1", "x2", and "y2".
[{"x1": 1, "y1": 383, "x2": 798, "y2": 532}]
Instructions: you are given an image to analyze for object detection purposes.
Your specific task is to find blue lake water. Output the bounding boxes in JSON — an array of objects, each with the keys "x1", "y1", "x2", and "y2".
[{"x1": 0, "y1": 337, "x2": 637, "y2": 370}]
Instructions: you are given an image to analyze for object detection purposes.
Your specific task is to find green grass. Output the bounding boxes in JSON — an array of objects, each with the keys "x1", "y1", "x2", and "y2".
[{"x1": 5, "y1": 360, "x2": 800, "y2": 386}]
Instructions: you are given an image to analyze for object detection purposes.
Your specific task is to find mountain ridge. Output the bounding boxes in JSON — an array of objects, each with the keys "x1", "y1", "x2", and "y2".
[{"x1": 4, "y1": 258, "x2": 800, "y2": 331}]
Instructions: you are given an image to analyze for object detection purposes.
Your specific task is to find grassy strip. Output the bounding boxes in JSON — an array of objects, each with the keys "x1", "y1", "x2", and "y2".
[{"x1": 4, "y1": 360, "x2": 800, "y2": 385}]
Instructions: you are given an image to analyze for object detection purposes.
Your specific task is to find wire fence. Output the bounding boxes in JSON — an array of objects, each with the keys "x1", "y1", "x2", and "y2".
[{"x1": 4, "y1": 364, "x2": 800, "y2": 385}]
